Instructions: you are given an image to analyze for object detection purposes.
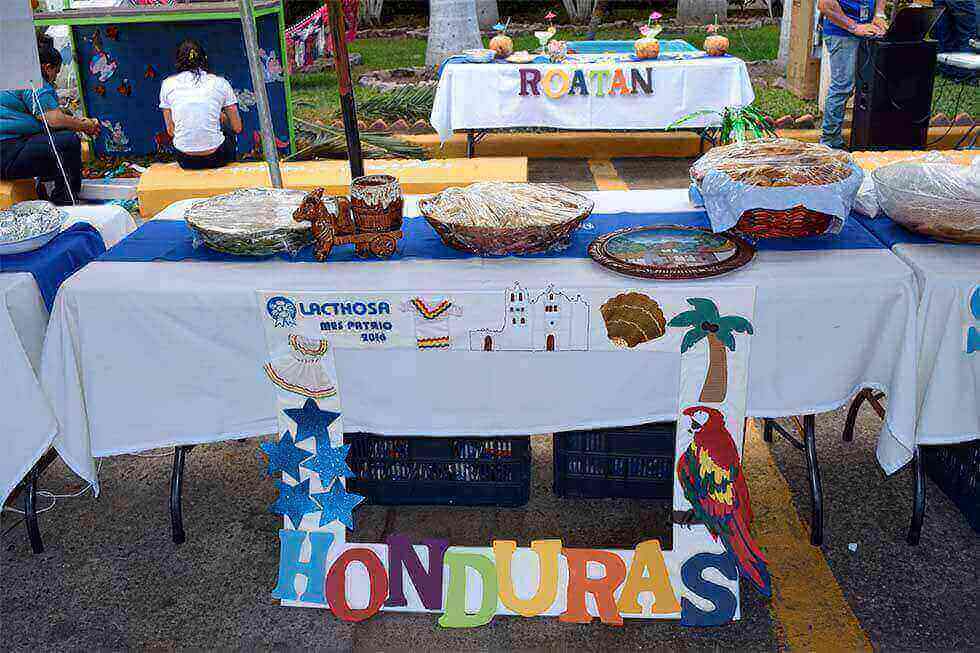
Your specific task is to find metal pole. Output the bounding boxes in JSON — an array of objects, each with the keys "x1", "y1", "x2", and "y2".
[
  {"x1": 238, "y1": 0, "x2": 283, "y2": 187},
  {"x1": 326, "y1": 0, "x2": 364, "y2": 178}
]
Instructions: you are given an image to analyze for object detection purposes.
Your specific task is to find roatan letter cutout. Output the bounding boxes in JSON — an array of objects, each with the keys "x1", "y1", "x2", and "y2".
[{"x1": 257, "y1": 287, "x2": 765, "y2": 627}]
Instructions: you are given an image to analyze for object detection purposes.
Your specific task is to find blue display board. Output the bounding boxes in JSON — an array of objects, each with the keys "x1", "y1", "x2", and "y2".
[{"x1": 73, "y1": 14, "x2": 290, "y2": 157}]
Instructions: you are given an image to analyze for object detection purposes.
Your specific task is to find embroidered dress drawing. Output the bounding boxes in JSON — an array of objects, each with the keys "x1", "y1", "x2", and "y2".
[
  {"x1": 264, "y1": 335, "x2": 338, "y2": 399},
  {"x1": 400, "y1": 297, "x2": 462, "y2": 350}
]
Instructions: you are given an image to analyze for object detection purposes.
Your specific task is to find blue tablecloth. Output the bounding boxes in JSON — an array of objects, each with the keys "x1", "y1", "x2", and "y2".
[
  {"x1": 0, "y1": 223, "x2": 106, "y2": 311},
  {"x1": 100, "y1": 210, "x2": 885, "y2": 266},
  {"x1": 854, "y1": 214, "x2": 937, "y2": 248}
]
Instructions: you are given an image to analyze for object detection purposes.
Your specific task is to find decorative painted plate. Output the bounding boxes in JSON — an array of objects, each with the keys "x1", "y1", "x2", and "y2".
[{"x1": 588, "y1": 225, "x2": 755, "y2": 280}]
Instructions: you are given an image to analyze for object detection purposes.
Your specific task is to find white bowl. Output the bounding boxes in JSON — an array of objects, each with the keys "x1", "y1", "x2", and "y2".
[
  {"x1": 464, "y1": 49, "x2": 495, "y2": 63},
  {"x1": 0, "y1": 225, "x2": 62, "y2": 255}
]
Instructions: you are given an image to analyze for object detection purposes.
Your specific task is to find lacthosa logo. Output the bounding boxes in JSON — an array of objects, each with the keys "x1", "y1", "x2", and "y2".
[
  {"x1": 267, "y1": 296, "x2": 298, "y2": 329},
  {"x1": 967, "y1": 286, "x2": 979, "y2": 354}
]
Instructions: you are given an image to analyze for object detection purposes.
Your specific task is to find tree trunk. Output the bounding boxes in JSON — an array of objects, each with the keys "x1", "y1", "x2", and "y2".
[
  {"x1": 676, "y1": 0, "x2": 728, "y2": 26},
  {"x1": 425, "y1": 0, "x2": 483, "y2": 67},
  {"x1": 698, "y1": 333, "x2": 728, "y2": 403},
  {"x1": 585, "y1": 0, "x2": 608, "y2": 40},
  {"x1": 475, "y1": 0, "x2": 499, "y2": 30},
  {"x1": 777, "y1": 0, "x2": 793, "y2": 65}
]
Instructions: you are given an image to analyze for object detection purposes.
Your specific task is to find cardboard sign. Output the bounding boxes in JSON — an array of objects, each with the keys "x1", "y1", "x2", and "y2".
[{"x1": 257, "y1": 285, "x2": 766, "y2": 627}]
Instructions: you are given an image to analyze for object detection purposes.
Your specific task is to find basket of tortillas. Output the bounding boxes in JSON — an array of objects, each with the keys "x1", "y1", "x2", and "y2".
[
  {"x1": 419, "y1": 182, "x2": 594, "y2": 256},
  {"x1": 689, "y1": 138, "x2": 864, "y2": 238},
  {"x1": 185, "y1": 188, "x2": 315, "y2": 256}
]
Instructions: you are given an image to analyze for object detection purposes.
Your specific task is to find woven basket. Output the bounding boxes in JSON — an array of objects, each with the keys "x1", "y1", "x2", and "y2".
[
  {"x1": 418, "y1": 191, "x2": 594, "y2": 256},
  {"x1": 733, "y1": 206, "x2": 834, "y2": 239}
]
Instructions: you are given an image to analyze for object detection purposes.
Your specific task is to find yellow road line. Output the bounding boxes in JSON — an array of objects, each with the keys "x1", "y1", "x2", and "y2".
[
  {"x1": 743, "y1": 419, "x2": 872, "y2": 652},
  {"x1": 587, "y1": 159, "x2": 629, "y2": 191}
]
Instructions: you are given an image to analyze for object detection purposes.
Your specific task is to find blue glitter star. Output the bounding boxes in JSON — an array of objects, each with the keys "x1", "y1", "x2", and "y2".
[
  {"x1": 283, "y1": 398, "x2": 342, "y2": 444},
  {"x1": 259, "y1": 431, "x2": 311, "y2": 482},
  {"x1": 313, "y1": 480, "x2": 365, "y2": 530},
  {"x1": 269, "y1": 478, "x2": 321, "y2": 529},
  {"x1": 301, "y1": 440, "x2": 354, "y2": 484}
]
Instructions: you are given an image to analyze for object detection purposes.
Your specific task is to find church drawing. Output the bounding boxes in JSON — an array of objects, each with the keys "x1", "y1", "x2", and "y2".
[{"x1": 468, "y1": 283, "x2": 590, "y2": 352}]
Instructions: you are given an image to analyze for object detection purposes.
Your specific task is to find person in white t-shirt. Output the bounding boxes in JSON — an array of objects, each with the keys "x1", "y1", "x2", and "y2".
[{"x1": 159, "y1": 39, "x2": 243, "y2": 170}]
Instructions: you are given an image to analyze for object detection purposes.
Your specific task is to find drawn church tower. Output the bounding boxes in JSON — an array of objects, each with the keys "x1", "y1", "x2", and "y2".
[{"x1": 469, "y1": 282, "x2": 590, "y2": 352}]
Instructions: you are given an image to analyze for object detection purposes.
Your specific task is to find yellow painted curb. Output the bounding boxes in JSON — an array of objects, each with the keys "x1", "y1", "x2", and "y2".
[
  {"x1": 0, "y1": 179, "x2": 38, "y2": 210},
  {"x1": 743, "y1": 419, "x2": 872, "y2": 652},
  {"x1": 137, "y1": 157, "x2": 527, "y2": 218},
  {"x1": 403, "y1": 126, "x2": 975, "y2": 159},
  {"x1": 588, "y1": 159, "x2": 628, "y2": 191},
  {"x1": 405, "y1": 131, "x2": 706, "y2": 159}
]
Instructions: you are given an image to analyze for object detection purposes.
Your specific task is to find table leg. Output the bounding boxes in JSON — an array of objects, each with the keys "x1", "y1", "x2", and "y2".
[
  {"x1": 908, "y1": 445, "x2": 925, "y2": 545},
  {"x1": 170, "y1": 445, "x2": 194, "y2": 545},
  {"x1": 466, "y1": 131, "x2": 476, "y2": 158},
  {"x1": 802, "y1": 415, "x2": 823, "y2": 546},
  {"x1": 843, "y1": 389, "x2": 886, "y2": 442},
  {"x1": 763, "y1": 417, "x2": 774, "y2": 443},
  {"x1": 24, "y1": 466, "x2": 43, "y2": 555},
  {"x1": 764, "y1": 416, "x2": 823, "y2": 546}
]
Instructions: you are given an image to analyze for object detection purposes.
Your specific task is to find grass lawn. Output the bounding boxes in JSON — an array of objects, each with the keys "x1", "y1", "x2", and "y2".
[{"x1": 293, "y1": 25, "x2": 978, "y2": 125}]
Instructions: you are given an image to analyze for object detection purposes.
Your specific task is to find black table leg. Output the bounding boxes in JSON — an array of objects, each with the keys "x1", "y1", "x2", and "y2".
[
  {"x1": 843, "y1": 389, "x2": 886, "y2": 442},
  {"x1": 24, "y1": 466, "x2": 43, "y2": 554},
  {"x1": 763, "y1": 416, "x2": 823, "y2": 546},
  {"x1": 908, "y1": 445, "x2": 925, "y2": 545},
  {"x1": 170, "y1": 445, "x2": 194, "y2": 545},
  {"x1": 763, "y1": 417, "x2": 774, "y2": 443},
  {"x1": 466, "y1": 131, "x2": 475, "y2": 158},
  {"x1": 802, "y1": 415, "x2": 823, "y2": 546}
]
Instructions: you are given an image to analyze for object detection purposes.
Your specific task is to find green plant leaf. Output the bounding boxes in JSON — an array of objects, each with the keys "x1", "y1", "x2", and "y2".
[
  {"x1": 667, "y1": 309, "x2": 702, "y2": 328},
  {"x1": 680, "y1": 328, "x2": 708, "y2": 353},
  {"x1": 686, "y1": 298, "x2": 719, "y2": 323}
]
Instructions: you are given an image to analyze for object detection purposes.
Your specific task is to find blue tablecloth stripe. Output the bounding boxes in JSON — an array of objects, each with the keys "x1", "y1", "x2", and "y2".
[
  {"x1": 100, "y1": 210, "x2": 885, "y2": 266},
  {"x1": 0, "y1": 223, "x2": 107, "y2": 311},
  {"x1": 854, "y1": 214, "x2": 938, "y2": 248}
]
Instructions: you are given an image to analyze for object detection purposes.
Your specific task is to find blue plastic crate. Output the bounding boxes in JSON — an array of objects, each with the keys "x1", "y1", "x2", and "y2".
[
  {"x1": 924, "y1": 440, "x2": 979, "y2": 533},
  {"x1": 345, "y1": 434, "x2": 530, "y2": 507},
  {"x1": 553, "y1": 423, "x2": 675, "y2": 499}
]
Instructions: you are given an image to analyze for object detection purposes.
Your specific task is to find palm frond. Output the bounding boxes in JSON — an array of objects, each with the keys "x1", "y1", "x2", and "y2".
[
  {"x1": 348, "y1": 85, "x2": 437, "y2": 122},
  {"x1": 289, "y1": 118, "x2": 427, "y2": 161}
]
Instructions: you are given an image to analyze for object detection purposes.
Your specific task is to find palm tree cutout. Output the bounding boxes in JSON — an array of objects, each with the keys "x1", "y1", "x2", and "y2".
[{"x1": 669, "y1": 298, "x2": 753, "y2": 403}]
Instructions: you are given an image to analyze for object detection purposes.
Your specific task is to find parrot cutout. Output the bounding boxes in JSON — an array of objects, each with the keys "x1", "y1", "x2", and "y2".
[{"x1": 677, "y1": 406, "x2": 771, "y2": 597}]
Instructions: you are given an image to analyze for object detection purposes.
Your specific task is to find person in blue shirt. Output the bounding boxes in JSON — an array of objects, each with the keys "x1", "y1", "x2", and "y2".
[
  {"x1": 817, "y1": 0, "x2": 888, "y2": 149},
  {"x1": 0, "y1": 40, "x2": 101, "y2": 205}
]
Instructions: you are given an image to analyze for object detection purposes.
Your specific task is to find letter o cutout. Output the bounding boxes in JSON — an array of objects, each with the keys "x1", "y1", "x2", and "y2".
[
  {"x1": 542, "y1": 69, "x2": 571, "y2": 99},
  {"x1": 326, "y1": 548, "x2": 390, "y2": 622}
]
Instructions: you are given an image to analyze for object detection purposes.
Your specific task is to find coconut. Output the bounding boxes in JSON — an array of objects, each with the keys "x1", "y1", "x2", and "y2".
[
  {"x1": 634, "y1": 36, "x2": 661, "y2": 60},
  {"x1": 489, "y1": 34, "x2": 514, "y2": 58},
  {"x1": 704, "y1": 35, "x2": 729, "y2": 56}
]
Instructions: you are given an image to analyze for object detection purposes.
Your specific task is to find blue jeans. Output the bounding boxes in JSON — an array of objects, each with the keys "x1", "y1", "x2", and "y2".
[
  {"x1": 933, "y1": 0, "x2": 978, "y2": 53},
  {"x1": 0, "y1": 130, "x2": 82, "y2": 205},
  {"x1": 820, "y1": 34, "x2": 861, "y2": 150}
]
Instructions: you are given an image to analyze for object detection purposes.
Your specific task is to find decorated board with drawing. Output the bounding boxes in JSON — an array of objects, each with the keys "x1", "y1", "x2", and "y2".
[{"x1": 255, "y1": 285, "x2": 765, "y2": 627}]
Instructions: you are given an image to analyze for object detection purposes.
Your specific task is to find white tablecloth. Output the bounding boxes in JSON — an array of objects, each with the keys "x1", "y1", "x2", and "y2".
[
  {"x1": 40, "y1": 190, "x2": 920, "y2": 493},
  {"x1": 891, "y1": 243, "x2": 979, "y2": 446},
  {"x1": 430, "y1": 58, "x2": 755, "y2": 142},
  {"x1": 1, "y1": 205, "x2": 136, "y2": 505}
]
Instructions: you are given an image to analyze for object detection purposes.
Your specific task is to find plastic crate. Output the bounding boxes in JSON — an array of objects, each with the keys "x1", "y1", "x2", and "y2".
[
  {"x1": 553, "y1": 423, "x2": 675, "y2": 500},
  {"x1": 344, "y1": 434, "x2": 530, "y2": 507},
  {"x1": 923, "y1": 440, "x2": 980, "y2": 533}
]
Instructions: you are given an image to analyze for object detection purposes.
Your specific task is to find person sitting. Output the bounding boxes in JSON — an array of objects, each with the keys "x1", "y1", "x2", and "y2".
[
  {"x1": 159, "y1": 39, "x2": 243, "y2": 170},
  {"x1": 817, "y1": 0, "x2": 888, "y2": 149},
  {"x1": 0, "y1": 40, "x2": 100, "y2": 205}
]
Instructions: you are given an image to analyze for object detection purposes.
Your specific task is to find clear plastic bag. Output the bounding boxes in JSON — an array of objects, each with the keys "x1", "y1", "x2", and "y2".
[
  {"x1": 690, "y1": 138, "x2": 863, "y2": 234},
  {"x1": 873, "y1": 159, "x2": 980, "y2": 243},
  {"x1": 854, "y1": 151, "x2": 955, "y2": 217},
  {"x1": 183, "y1": 188, "x2": 314, "y2": 256}
]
